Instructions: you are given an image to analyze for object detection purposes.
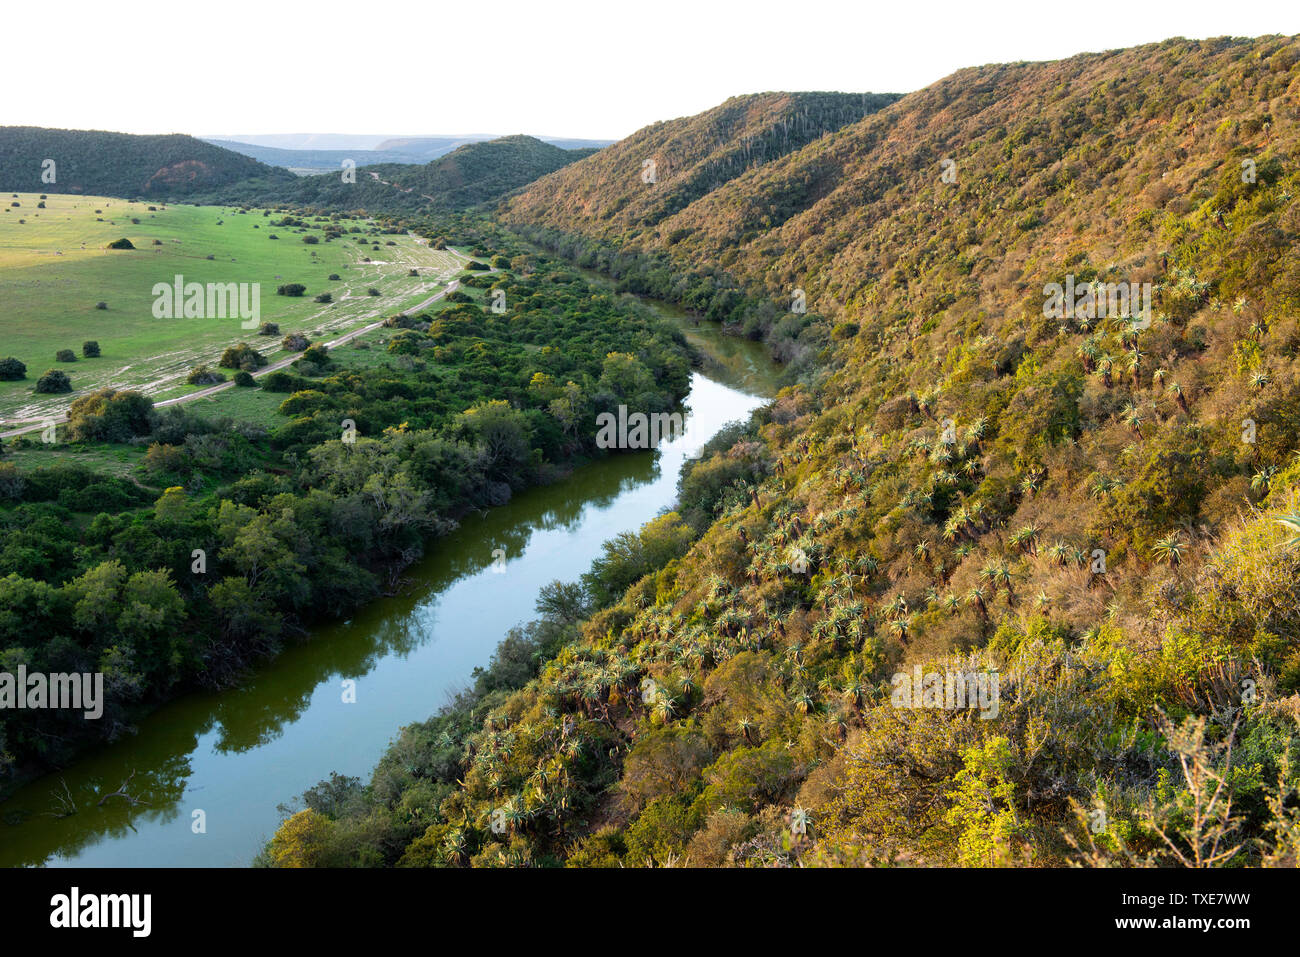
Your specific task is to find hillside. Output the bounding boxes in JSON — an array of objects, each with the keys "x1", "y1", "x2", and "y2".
[
  {"x1": 263, "y1": 35, "x2": 1300, "y2": 868},
  {"x1": 502, "y1": 92, "x2": 899, "y2": 240},
  {"x1": 0, "y1": 127, "x2": 295, "y2": 199},
  {"x1": 379, "y1": 135, "x2": 601, "y2": 208}
]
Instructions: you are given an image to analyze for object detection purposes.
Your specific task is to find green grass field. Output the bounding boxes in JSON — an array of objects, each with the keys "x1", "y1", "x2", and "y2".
[{"x1": 0, "y1": 193, "x2": 463, "y2": 424}]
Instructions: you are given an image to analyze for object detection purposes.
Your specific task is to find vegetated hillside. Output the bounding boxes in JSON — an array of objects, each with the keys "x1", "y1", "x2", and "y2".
[
  {"x1": 266, "y1": 35, "x2": 1300, "y2": 868},
  {"x1": 502, "y1": 92, "x2": 899, "y2": 241},
  {"x1": 228, "y1": 135, "x2": 600, "y2": 214},
  {"x1": 0, "y1": 127, "x2": 295, "y2": 199},
  {"x1": 381, "y1": 135, "x2": 601, "y2": 208}
]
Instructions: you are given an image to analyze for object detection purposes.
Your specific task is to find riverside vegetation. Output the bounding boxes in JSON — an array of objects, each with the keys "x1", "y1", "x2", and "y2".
[
  {"x1": 0, "y1": 223, "x2": 694, "y2": 787},
  {"x1": 263, "y1": 36, "x2": 1300, "y2": 867}
]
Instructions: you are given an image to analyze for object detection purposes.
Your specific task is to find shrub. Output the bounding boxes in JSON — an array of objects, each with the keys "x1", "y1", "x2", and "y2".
[
  {"x1": 281, "y1": 334, "x2": 311, "y2": 352},
  {"x1": 67, "y1": 389, "x2": 155, "y2": 442},
  {"x1": 187, "y1": 365, "x2": 227, "y2": 385},
  {"x1": 95, "y1": 301, "x2": 108, "y2": 310},
  {"x1": 82, "y1": 341, "x2": 100, "y2": 358},
  {"x1": 314, "y1": 292, "x2": 332, "y2": 303},
  {"x1": 258, "y1": 322, "x2": 280, "y2": 336},
  {"x1": 0, "y1": 357, "x2": 26, "y2": 380},
  {"x1": 34, "y1": 369, "x2": 71, "y2": 393},
  {"x1": 218, "y1": 343, "x2": 268, "y2": 371},
  {"x1": 367, "y1": 287, "x2": 381, "y2": 296},
  {"x1": 328, "y1": 273, "x2": 340, "y2": 281},
  {"x1": 300, "y1": 345, "x2": 330, "y2": 366},
  {"x1": 106, "y1": 237, "x2": 134, "y2": 250},
  {"x1": 55, "y1": 349, "x2": 76, "y2": 363},
  {"x1": 276, "y1": 283, "x2": 307, "y2": 297},
  {"x1": 234, "y1": 371, "x2": 256, "y2": 387}
]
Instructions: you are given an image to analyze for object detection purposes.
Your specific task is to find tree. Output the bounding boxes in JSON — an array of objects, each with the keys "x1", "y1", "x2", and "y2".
[
  {"x1": 218, "y1": 343, "x2": 267, "y2": 371},
  {"x1": 267, "y1": 809, "x2": 332, "y2": 867},
  {"x1": 535, "y1": 580, "x2": 591, "y2": 625},
  {"x1": 187, "y1": 365, "x2": 226, "y2": 385},
  {"x1": 34, "y1": 369, "x2": 71, "y2": 393},
  {"x1": 458, "y1": 400, "x2": 532, "y2": 483},
  {"x1": 67, "y1": 389, "x2": 155, "y2": 442}
]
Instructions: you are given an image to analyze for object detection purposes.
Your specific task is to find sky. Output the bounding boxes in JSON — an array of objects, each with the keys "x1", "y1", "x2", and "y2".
[{"x1": 4, "y1": 0, "x2": 1299, "y2": 142}]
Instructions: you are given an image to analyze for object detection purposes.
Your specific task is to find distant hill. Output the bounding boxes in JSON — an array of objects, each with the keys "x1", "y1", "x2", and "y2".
[
  {"x1": 374, "y1": 134, "x2": 613, "y2": 157},
  {"x1": 203, "y1": 139, "x2": 426, "y2": 174},
  {"x1": 377, "y1": 135, "x2": 601, "y2": 208},
  {"x1": 205, "y1": 134, "x2": 615, "y2": 174},
  {"x1": 0, "y1": 127, "x2": 294, "y2": 199},
  {"x1": 214, "y1": 134, "x2": 598, "y2": 213}
]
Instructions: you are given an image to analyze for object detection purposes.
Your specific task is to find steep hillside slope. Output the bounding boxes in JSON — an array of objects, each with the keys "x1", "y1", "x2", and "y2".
[
  {"x1": 270, "y1": 36, "x2": 1300, "y2": 869},
  {"x1": 0, "y1": 127, "x2": 294, "y2": 198},
  {"x1": 502, "y1": 92, "x2": 899, "y2": 238}
]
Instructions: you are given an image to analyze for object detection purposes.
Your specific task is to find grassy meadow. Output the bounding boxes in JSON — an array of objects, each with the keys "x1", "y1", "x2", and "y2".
[{"x1": 0, "y1": 192, "x2": 463, "y2": 423}]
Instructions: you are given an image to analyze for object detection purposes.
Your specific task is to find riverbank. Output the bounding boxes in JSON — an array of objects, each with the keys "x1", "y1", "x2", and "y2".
[{"x1": 0, "y1": 308, "x2": 779, "y2": 866}]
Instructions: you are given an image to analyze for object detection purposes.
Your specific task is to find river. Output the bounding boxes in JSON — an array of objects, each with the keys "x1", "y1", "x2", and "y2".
[{"x1": 0, "y1": 298, "x2": 781, "y2": 867}]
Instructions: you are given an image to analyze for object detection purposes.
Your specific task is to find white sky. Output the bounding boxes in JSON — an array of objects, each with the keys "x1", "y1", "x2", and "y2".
[{"x1": 4, "y1": 0, "x2": 1299, "y2": 141}]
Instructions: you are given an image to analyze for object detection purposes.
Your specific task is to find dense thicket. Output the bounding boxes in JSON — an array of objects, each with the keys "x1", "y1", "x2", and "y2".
[{"x1": 0, "y1": 249, "x2": 690, "y2": 785}]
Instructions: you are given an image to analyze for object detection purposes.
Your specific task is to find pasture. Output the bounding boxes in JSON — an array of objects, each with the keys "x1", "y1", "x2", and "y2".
[{"x1": 0, "y1": 193, "x2": 463, "y2": 423}]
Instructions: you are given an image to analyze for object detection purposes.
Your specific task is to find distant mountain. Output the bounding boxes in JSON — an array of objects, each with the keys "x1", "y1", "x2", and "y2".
[
  {"x1": 204, "y1": 139, "x2": 428, "y2": 174},
  {"x1": 212, "y1": 134, "x2": 599, "y2": 213},
  {"x1": 0, "y1": 127, "x2": 294, "y2": 198},
  {"x1": 204, "y1": 133, "x2": 395, "y2": 150},
  {"x1": 205, "y1": 133, "x2": 614, "y2": 173},
  {"x1": 371, "y1": 135, "x2": 495, "y2": 157},
  {"x1": 374, "y1": 134, "x2": 613, "y2": 157}
]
